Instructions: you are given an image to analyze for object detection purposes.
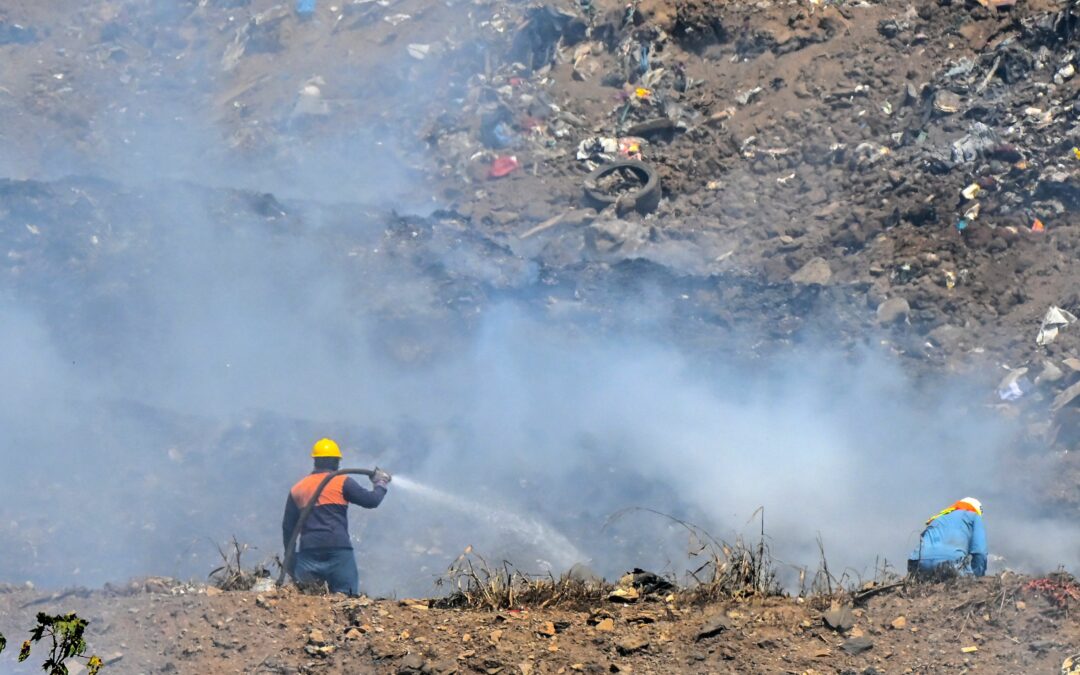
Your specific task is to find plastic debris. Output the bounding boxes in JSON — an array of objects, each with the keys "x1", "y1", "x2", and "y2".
[
  {"x1": 933, "y1": 90, "x2": 961, "y2": 114},
  {"x1": 634, "y1": 87, "x2": 651, "y2": 99},
  {"x1": 407, "y1": 44, "x2": 430, "y2": 60},
  {"x1": 1037, "y1": 306, "x2": 1078, "y2": 346},
  {"x1": 1032, "y1": 218, "x2": 1045, "y2": 232},
  {"x1": 488, "y1": 156, "x2": 520, "y2": 179},
  {"x1": 962, "y1": 184, "x2": 981, "y2": 200},
  {"x1": 618, "y1": 137, "x2": 643, "y2": 160},
  {"x1": 576, "y1": 136, "x2": 646, "y2": 162},
  {"x1": 998, "y1": 368, "x2": 1033, "y2": 401}
]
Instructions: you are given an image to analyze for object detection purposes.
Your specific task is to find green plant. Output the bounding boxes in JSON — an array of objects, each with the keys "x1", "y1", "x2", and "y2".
[{"x1": 17, "y1": 612, "x2": 103, "y2": 675}]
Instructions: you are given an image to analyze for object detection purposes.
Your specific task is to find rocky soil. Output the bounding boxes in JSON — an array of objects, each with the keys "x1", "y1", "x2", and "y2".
[{"x1": 3, "y1": 574, "x2": 1080, "y2": 674}]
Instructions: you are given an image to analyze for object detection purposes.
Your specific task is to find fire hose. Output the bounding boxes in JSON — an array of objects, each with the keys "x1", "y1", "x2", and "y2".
[{"x1": 277, "y1": 468, "x2": 376, "y2": 587}]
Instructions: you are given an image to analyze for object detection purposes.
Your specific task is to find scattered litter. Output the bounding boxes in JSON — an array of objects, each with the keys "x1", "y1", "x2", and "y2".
[
  {"x1": 576, "y1": 137, "x2": 645, "y2": 162},
  {"x1": 736, "y1": 86, "x2": 763, "y2": 106},
  {"x1": 384, "y1": 13, "x2": 411, "y2": 25},
  {"x1": 962, "y1": 184, "x2": 981, "y2": 200},
  {"x1": 933, "y1": 90, "x2": 961, "y2": 114},
  {"x1": 634, "y1": 87, "x2": 651, "y2": 99},
  {"x1": 1025, "y1": 107, "x2": 1053, "y2": 126},
  {"x1": 488, "y1": 156, "x2": 520, "y2": 179},
  {"x1": 407, "y1": 44, "x2": 430, "y2": 60},
  {"x1": 1037, "y1": 306, "x2": 1078, "y2": 346},
  {"x1": 292, "y1": 79, "x2": 329, "y2": 117},
  {"x1": 961, "y1": 646, "x2": 979, "y2": 654},
  {"x1": 1032, "y1": 218, "x2": 1045, "y2": 232},
  {"x1": 998, "y1": 368, "x2": 1032, "y2": 401}
]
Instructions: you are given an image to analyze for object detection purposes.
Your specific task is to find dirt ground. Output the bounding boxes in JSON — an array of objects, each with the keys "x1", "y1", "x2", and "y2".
[{"x1": 3, "y1": 575, "x2": 1080, "y2": 674}]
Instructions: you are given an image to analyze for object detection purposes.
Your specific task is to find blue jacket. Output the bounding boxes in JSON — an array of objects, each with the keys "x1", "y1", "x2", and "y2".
[{"x1": 910, "y1": 509, "x2": 987, "y2": 576}]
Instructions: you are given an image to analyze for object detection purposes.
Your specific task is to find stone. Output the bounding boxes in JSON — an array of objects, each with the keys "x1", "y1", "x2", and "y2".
[
  {"x1": 876, "y1": 297, "x2": 910, "y2": 325},
  {"x1": 307, "y1": 629, "x2": 326, "y2": 646},
  {"x1": 537, "y1": 621, "x2": 557, "y2": 637},
  {"x1": 398, "y1": 653, "x2": 427, "y2": 673},
  {"x1": 933, "y1": 90, "x2": 961, "y2": 114},
  {"x1": 608, "y1": 587, "x2": 639, "y2": 603},
  {"x1": 595, "y1": 618, "x2": 615, "y2": 632},
  {"x1": 890, "y1": 616, "x2": 907, "y2": 630},
  {"x1": 1037, "y1": 361, "x2": 1064, "y2": 385},
  {"x1": 841, "y1": 636, "x2": 874, "y2": 655},
  {"x1": 695, "y1": 614, "x2": 732, "y2": 641},
  {"x1": 823, "y1": 603, "x2": 856, "y2": 632},
  {"x1": 615, "y1": 635, "x2": 649, "y2": 655},
  {"x1": 790, "y1": 257, "x2": 832, "y2": 285}
]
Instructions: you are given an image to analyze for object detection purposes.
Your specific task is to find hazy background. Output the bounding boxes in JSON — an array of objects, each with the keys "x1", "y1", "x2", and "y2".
[{"x1": 1, "y1": 0, "x2": 1076, "y2": 596}]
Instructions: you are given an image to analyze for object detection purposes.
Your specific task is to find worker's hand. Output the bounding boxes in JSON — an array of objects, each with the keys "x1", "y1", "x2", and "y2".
[{"x1": 371, "y1": 468, "x2": 392, "y2": 489}]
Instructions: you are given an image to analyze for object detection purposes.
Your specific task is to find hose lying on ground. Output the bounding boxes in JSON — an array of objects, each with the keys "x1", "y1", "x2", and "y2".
[{"x1": 277, "y1": 468, "x2": 375, "y2": 587}]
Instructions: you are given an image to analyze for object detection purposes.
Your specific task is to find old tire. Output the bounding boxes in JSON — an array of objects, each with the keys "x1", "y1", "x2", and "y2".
[{"x1": 583, "y1": 160, "x2": 661, "y2": 214}]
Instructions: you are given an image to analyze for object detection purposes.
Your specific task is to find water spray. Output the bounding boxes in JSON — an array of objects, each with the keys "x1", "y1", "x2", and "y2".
[{"x1": 394, "y1": 475, "x2": 586, "y2": 568}]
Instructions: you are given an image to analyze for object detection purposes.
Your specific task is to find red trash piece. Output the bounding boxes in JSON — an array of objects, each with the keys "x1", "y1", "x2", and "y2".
[{"x1": 488, "y1": 155, "x2": 520, "y2": 179}]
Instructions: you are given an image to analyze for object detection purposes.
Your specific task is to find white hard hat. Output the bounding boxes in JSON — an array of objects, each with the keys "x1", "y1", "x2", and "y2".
[{"x1": 960, "y1": 497, "x2": 983, "y2": 515}]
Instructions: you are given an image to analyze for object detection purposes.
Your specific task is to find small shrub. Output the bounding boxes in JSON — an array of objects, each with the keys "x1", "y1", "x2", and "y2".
[{"x1": 17, "y1": 612, "x2": 103, "y2": 675}]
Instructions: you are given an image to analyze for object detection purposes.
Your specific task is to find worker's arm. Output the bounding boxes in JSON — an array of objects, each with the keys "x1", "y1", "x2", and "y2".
[
  {"x1": 970, "y1": 515, "x2": 988, "y2": 577},
  {"x1": 343, "y1": 477, "x2": 387, "y2": 509},
  {"x1": 282, "y1": 494, "x2": 299, "y2": 552}
]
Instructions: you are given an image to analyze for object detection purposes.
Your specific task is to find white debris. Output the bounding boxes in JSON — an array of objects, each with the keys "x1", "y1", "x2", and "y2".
[{"x1": 1037, "y1": 306, "x2": 1078, "y2": 346}]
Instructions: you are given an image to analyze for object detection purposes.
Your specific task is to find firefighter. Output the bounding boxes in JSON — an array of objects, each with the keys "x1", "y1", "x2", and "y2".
[
  {"x1": 282, "y1": 438, "x2": 390, "y2": 595},
  {"x1": 908, "y1": 497, "x2": 987, "y2": 579}
]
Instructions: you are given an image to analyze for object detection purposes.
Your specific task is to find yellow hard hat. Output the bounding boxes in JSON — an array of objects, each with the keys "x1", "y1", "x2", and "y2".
[{"x1": 312, "y1": 438, "x2": 342, "y2": 458}]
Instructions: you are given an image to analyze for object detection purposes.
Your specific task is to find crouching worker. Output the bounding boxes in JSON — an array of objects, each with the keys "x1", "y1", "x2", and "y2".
[
  {"x1": 282, "y1": 438, "x2": 390, "y2": 595},
  {"x1": 908, "y1": 497, "x2": 987, "y2": 579}
]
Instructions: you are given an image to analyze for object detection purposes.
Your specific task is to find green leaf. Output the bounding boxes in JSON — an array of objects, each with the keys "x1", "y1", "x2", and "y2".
[
  {"x1": 0, "y1": 631, "x2": 6, "y2": 654},
  {"x1": 18, "y1": 640, "x2": 31, "y2": 662}
]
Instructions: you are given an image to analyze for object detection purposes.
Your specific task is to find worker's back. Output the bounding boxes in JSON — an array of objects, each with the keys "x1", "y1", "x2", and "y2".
[
  {"x1": 289, "y1": 472, "x2": 353, "y2": 550},
  {"x1": 910, "y1": 507, "x2": 987, "y2": 576}
]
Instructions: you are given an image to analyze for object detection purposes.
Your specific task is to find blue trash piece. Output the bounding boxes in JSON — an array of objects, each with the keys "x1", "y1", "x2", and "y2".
[
  {"x1": 956, "y1": 219, "x2": 968, "y2": 231},
  {"x1": 493, "y1": 121, "x2": 515, "y2": 148},
  {"x1": 296, "y1": 0, "x2": 316, "y2": 15}
]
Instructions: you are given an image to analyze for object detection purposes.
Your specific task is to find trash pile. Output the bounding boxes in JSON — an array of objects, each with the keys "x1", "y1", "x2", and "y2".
[{"x1": 8, "y1": 0, "x2": 1080, "y2": 500}]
